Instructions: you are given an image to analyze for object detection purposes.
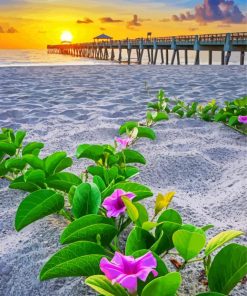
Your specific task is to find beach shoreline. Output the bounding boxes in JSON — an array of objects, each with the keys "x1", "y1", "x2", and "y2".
[{"x1": 0, "y1": 65, "x2": 246, "y2": 295}]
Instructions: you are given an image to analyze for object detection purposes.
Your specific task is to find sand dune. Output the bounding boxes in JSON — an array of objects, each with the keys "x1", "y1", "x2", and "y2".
[{"x1": 0, "y1": 65, "x2": 246, "y2": 295}]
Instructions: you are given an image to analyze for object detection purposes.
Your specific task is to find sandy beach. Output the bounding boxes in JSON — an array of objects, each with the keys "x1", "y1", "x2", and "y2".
[{"x1": 0, "y1": 65, "x2": 246, "y2": 295}]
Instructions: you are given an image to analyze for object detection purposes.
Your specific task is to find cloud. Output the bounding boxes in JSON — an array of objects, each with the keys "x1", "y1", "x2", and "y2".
[
  {"x1": 127, "y1": 15, "x2": 150, "y2": 29},
  {"x1": 171, "y1": 0, "x2": 246, "y2": 24},
  {"x1": 7, "y1": 27, "x2": 18, "y2": 33},
  {"x1": 0, "y1": 26, "x2": 4, "y2": 33},
  {"x1": 160, "y1": 18, "x2": 170, "y2": 22},
  {"x1": 99, "y1": 17, "x2": 123, "y2": 23},
  {"x1": 77, "y1": 18, "x2": 93, "y2": 24}
]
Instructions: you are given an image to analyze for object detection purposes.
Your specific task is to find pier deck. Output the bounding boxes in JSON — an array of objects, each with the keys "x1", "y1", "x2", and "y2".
[{"x1": 47, "y1": 32, "x2": 247, "y2": 65}]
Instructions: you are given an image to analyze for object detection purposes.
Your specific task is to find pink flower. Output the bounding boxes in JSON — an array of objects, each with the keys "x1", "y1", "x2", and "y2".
[
  {"x1": 100, "y1": 252, "x2": 158, "y2": 294},
  {"x1": 102, "y1": 189, "x2": 135, "y2": 218},
  {"x1": 238, "y1": 116, "x2": 247, "y2": 124},
  {"x1": 115, "y1": 137, "x2": 132, "y2": 149}
]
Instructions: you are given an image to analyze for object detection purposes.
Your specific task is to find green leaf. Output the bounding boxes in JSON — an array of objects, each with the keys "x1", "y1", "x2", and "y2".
[
  {"x1": 119, "y1": 121, "x2": 139, "y2": 135},
  {"x1": 60, "y1": 214, "x2": 117, "y2": 245},
  {"x1": 25, "y1": 169, "x2": 46, "y2": 186},
  {"x1": 205, "y1": 230, "x2": 244, "y2": 256},
  {"x1": 14, "y1": 130, "x2": 26, "y2": 147},
  {"x1": 54, "y1": 157, "x2": 73, "y2": 173},
  {"x1": 122, "y1": 196, "x2": 139, "y2": 222},
  {"x1": 15, "y1": 189, "x2": 64, "y2": 231},
  {"x1": 201, "y1": 224, "x2": 214, "y2": 232},
  {"x1": 142, "y1": 272, "x2": 182, "y2": 296},
  {"x1": 228, "y1": 115, "x2": 238, "y2": 126},
  {"x1": 40, "y1": 241, "x2": 107, "y2": 280},
  {"x1": 124, "y1": 166, "x2": 139, "y2": 179},
  {"x1": 125, "y1": 227, "x2": 155, "y2": 255},
  {"x1": 208, "y1": 243, "x2": 247, "y2": 294},
  {"x1": 72, "y1": 183, "x2": 101, "y2": 218},
  {"x1": 23, "y1": 154, "x2": 44, "y2": 169},
  {"x1": 0, "y1": 142, "x2": 16, "y2": 156},
  {"x1": 5, "y1": 158, "x2": 26, "y2": 170},
  {"x1": 9, "y1": 175, "x2": 40, "y2": 192},
  {"x1": 142, "y1": 222, "x2": 160, "y2": 231},
  {"x1": 93, "y1": 176, "x2": 106, "y2": 192},
  {"x1": 137, "y1": 127, "x2": 156, "y2": 140},
  {"x1": 154, "y1": 112, "x2": 169, "y2": 122},
  {"x1": 85, "y1": 275, "x2": 129, "y2": 296},
  {"x1": 22, "y1": 142, "x2": 44, "y2": 156},
  {"x1": 45, "y1": 151, "x2": 67, "y2": 175},
  {"x1": 46, "y1": 172, "x2": 82, "y2": 193},
  {"x1": 135, "y1": 202, "x2": 149, "y2": 227},
  {"x1": 76, "y1": 144, "x2": 104, "y2": 161},
  {"x1": 102, "y1": 182, "x2": 153, "y2": 202},
  {"x1": 156, "y1": 209, "x2": 182, "y2": 238},
  {"x1": 173, "y1": 229, "x2": 206, "y2": 261},
  {"x1": 152, "y1": 222, "x2": 181, "y2": 254},
  {"x1": 119, "y1": 149, "x2": 146, "y2": 165}
]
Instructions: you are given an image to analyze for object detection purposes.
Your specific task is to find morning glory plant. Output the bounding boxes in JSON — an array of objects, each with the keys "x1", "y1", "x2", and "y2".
[{"x1": 0, "y1": 90, "x2": 246, "y2": 296}]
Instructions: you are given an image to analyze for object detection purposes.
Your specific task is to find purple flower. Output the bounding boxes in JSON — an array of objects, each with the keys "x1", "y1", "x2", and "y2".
[
  {"x1": 100, "y1": 252, "x2": 158, "y2": 294},
  {"x1": 238, "y1": 116, "x2": 247, "y2": 124},
  {"x1": 102, "y1": 189, "x2": 135, "y2": 218},
  {"x1": 115, "y1": 137, "x2": 132, "y2": 149}
]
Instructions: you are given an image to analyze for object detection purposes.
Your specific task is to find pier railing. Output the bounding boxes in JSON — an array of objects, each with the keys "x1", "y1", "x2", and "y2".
[{"x1": 47, "y1": 32, "x2": 247, "y2": 65}]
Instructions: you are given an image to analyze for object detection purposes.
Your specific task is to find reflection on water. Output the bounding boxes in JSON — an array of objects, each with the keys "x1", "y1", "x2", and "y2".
[{"x1": 0, "y1": 49, "x2": 246, "y2": 67}]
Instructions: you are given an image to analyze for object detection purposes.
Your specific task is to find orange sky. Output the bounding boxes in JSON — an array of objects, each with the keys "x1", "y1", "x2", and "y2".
[{"x1": 0, "y1": 0, "x2": 246, "y2": 49}]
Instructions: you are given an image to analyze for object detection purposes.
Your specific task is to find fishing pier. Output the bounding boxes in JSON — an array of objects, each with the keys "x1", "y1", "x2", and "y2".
[{"x1": 47, "y1": 32, "x2": 247, "y2": 65}]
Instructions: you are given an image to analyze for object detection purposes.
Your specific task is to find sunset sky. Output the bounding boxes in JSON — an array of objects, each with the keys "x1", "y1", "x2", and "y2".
[{"x1": 0, "y1": 0, "x2": 246, "y2": 49}]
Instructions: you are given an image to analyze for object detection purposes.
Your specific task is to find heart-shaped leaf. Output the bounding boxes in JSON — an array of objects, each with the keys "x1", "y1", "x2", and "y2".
[
  {"x1": 15, "y1": 189, "x2": 64, "y2": 231},
  {"x1": 208, "y1": 243, "x2": 247, "y2": 294},
  {"x1": 5, "y1": 158, "x2": 26, "y2": 170},
  {"x1": 141, "y1": 272, "x2": 182, "y2": 296},
  {"x1": 119, "y1": 149, "x2": 146, "y2": 165},
  {"x1": 22, "y1": 142, "x2": 44, "y2": 156},
  {"x1": 23, "y1": 154, "x2": 44, "y2": 169},
  {"x1": 0, "y1": 142, "x2": 16, "y2": 156},
  {"x1": 46, "y1": 172, "x2": 82, "y2": 193},
  {"x1": 137, "y1": 127, "x2": 156, "y2": 140},
  {"x1": 76, "y1": 144, "x2": 104, "y2": 161},
  {"x1": 119, "y1": 121, "x2": 139, "y2": 135},
  {"x1": 14, "y1": 130, "x2": 26, "y2": 147},
  {"x1": 85, "y1": 275, "x2": 129, "y2": 296},
  {"x1": 60, "y1": 214, "x2": 116, "y2": 245},
  {"x1": 45, "y1": 151, "x2": 67, "y2": 175},
  {"x1": 72, "y1": 183, "x2": 101, "y2": 218},
  {"x1": 205, "y1": 230, "x2": 244, "y2": 256},
  {"x1": 173, "y1": 229, "x2": 206, "y2": 261},
  {"x1": 125, "y1": 227, "x2": 155, "y2": 255},
  {"x1": 40, "y1": 241, "x2": 107, "y2": 280},
  {"x1": 10, "y1": 175, "x2": 41, "y2": 192}
]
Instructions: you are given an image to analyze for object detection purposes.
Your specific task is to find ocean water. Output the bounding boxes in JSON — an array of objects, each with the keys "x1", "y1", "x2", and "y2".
[{"x1": 0, "y1": 49, "x2": 246, "y2": 67}]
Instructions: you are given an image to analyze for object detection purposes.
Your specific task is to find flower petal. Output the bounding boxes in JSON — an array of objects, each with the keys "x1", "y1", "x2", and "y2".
[{"x1": 118, "y1": 274, "x2": 138, "y2": 293}]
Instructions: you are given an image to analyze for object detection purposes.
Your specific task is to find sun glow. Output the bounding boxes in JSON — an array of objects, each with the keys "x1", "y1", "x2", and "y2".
[{"x1": 61, "y1": 31, "x2": 73, "y2": 43}]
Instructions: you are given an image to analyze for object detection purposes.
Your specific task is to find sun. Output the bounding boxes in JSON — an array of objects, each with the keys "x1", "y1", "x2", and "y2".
[{"x1": 61, "y1": 31, "x2": 73, "y2": 43}]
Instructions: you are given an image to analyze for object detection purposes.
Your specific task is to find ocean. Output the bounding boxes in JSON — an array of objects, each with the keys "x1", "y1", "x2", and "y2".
[{"x1": 0, "y1": 49, "x2": 246, "y2": 66}]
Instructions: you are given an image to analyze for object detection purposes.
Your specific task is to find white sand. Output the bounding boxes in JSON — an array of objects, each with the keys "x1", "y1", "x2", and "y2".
[{"x1": 0, "y1": 65, "x2": 246, "y2": 295}]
